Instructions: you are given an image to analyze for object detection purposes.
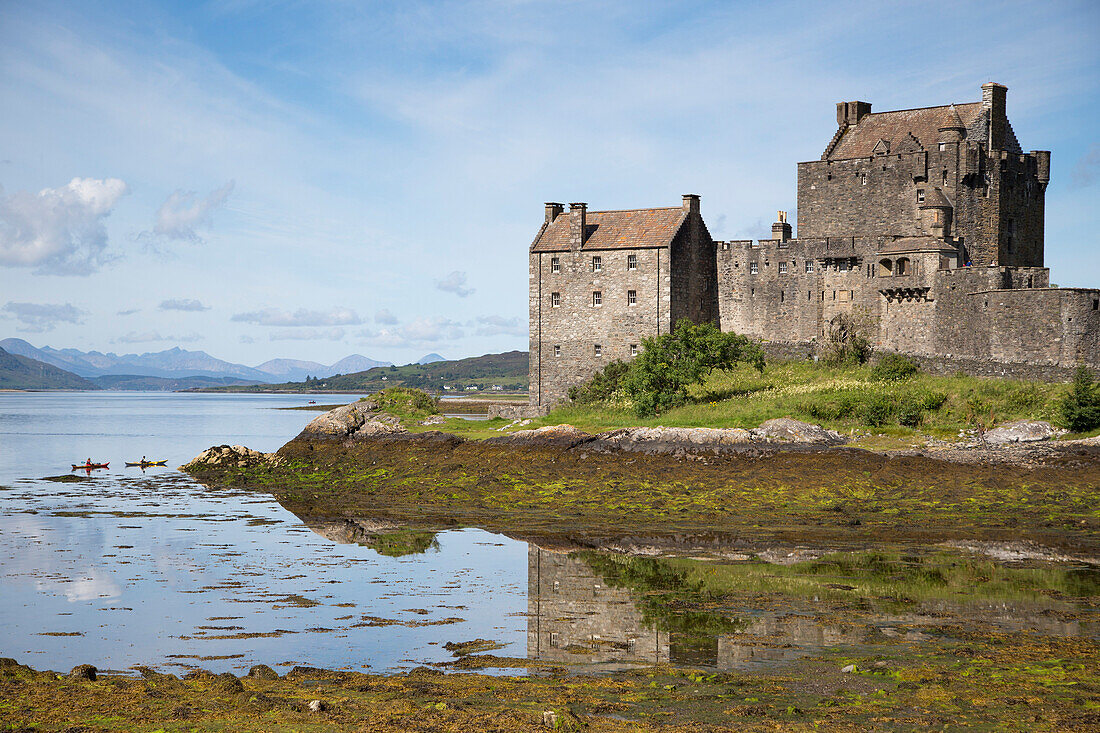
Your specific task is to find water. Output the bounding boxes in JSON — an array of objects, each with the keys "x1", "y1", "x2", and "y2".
[
  {"x1": 0, "y1": 392, "x2": 527, "y2": 675},
  {"x1": 1, "y1": 392, "x2": 1096, "y2": 678}
]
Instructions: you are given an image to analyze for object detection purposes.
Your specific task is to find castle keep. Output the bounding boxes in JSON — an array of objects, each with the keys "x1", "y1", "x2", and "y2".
[{"x1": 529, "y1": 83, "x2": 1100, "y2": 407}]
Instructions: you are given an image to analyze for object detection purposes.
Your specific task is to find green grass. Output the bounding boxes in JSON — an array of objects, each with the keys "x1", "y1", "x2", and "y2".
[{"x1": 411, "y1": 361, "x2": 1099, "y2": 447}]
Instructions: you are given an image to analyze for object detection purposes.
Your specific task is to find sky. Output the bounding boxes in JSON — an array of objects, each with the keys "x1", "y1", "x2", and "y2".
[{"x1": 1, "y1": 0, "x2": 1098, "y2": 367}]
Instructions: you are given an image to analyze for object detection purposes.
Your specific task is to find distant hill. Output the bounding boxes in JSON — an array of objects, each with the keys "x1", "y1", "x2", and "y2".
[
  {"x1": 0, "y1": 338, "x2": 390, "y2": 384},
  {"x1": 191, "y1": 351, "x2": 528, "y2": 393},
  {"x1": 90, "y1": 374, "x2": 265, "y2": 391},
  {"x1": 0, "y1": 347, "x2": 98, "y2": 390},
  {"x1": 417, "y1": 353, "x2": 446, "y2": 364}
]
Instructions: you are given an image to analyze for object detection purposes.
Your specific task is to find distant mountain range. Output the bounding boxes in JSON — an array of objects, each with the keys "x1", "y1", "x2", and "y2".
[
  {"x1": 417, "y1": 353, "x2": 446, "y2": 364},
  {"x1": 0, "y1": 346, "x2": 99, "y2": 390},
  {"x1": 0, "y1": 338, "x2": 393, "y2": 383}
]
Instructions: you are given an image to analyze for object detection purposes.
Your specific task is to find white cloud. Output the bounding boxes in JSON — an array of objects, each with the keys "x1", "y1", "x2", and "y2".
[
  {"x1": 230, "y1": 307, "x2": 363, "y2": 326},
  {"x1": 269, "y1": 327, "x2": 346, "y2": 341},
  {"x1": 473, "y1": 314, "x2": 526, "y2": 337},
  {"x1": 359, "y1": 316, "x2": 465, "y2": 347},
  {"x1": 114, "y1": 331, "x2": 202, "y2": 343},
  {"x1": 159, "y1": 298, "x2": 210, "y2": 312},
  {"x1": 239, "y1": 334, "x2": 256, "y2": 344},
  {"x1": 2, "y1": 301, "x2": 85, "y2": 332},
  {"x1": 144, "y1": 181, "x2": 234, "y2": 243},
  {"x1": 0, "y1": 178, "x2": 127, "y2": 275},
  {"x1": 375, "y1": 308, "x2": 398, "y2": 324},
  {"x1": 116, "y1": 308, "x2": 140, "y2": 316},
  {"x1": 435, "y1": 270, "x2": 474, "y2": 297}
]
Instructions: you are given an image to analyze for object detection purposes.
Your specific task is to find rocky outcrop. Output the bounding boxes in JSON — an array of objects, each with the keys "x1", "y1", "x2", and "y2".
[
  {"x1": 180, "y1": 444, "x2": 275, "y2": 471},
  {"x1": 593, "y1": 426, "x2": 754, "y2": 454},
  {"x1": 983, "y1": 420, "x2": 1063, "y2": 445},
  {"x1": 751, "y1": 418, "x2": 846, "y2": 445},
  {"x1": 484, "y1": 424, "x2": 595, "y2": 449},
  {"x1": 295, "y1": 398, "x2": 406, "y2": 441}
]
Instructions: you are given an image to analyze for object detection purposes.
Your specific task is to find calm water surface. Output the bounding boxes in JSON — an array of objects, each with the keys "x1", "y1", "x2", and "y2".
[
  {"x1": 1, "y1": 392, "x2": 1096, "y2": 678},
  {"x1": 0, "y1": 392, "x2": 527, "y2": 675}
]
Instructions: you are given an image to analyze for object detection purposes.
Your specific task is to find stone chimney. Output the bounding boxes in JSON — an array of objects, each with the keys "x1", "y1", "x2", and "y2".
[
  {"x1": 1033, "y1": 150, "x2": 1051, "y2": 188},
  {"x1": 682, "y1": 194, "x2": 700, "y2": 214},
  {"x1": 836, "y1": 100, "x2": 872, "y2": 126},
  {"x1": 771, "y1": 210, "x2": 792, "y2": 242},
  {"x1": 568, "y1": 203, "x2": 587, "y2": 250},
  {"x1": 981, "y1": 82, "x2": 1007, "y2": 151},
  {"x1": 544, "y1": 202, "x2": 564, "y2": 224}
]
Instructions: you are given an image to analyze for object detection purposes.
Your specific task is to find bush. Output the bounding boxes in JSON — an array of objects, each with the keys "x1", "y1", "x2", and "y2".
[
  {"x1": 373, "y1": 387, "x2": 438, "y2": 417},
  {"x1": 860, "y1": 395, "x2": 894, "y2": 427},
  {"x1": 897, "y1": 402, "x2": 924, "y2": 427},
  {"x1": 823, "y1": 313, "x2": 872, "y2": 366},
  {"x1": 1061, "y1": 365, "x2": 1100, "y2": 432},
  {"x1": 621, "y1": 319, "x2": 765, "y2": 417},
  {"x1": 871, "y1": 353, "x2": 919, "y2": 381},
  {"x1": 568, "y1": 360, "x2": 629, "y2": 405}
]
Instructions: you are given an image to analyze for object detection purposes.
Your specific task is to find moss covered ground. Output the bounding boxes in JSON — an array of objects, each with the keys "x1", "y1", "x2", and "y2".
[{"x1": 3, "y1": 629, "x2": 1098, "y2": 732}]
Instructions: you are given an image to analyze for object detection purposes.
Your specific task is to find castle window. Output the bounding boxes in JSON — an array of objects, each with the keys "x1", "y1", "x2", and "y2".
[
  {"x1": 549, "y1": 632, "x2": 559, "y2": 648},
  {"x1": 780, "y1": 290, "x2": 785, "y2": 302},
  {"x1": 805, "y1": 261, "x2": 814, "y2": 273},
  {"x1": 879, "y1": 259, "x2": 893, "y2": 277},
  {"x1": 627, "y1": 289, "x2": 637, "y2": 305},
  {"x1": 897, "y1": 258, "x2": 910, "y2": 276},
  {"x1": 942, "y1": 170, "x2": 948, "y2": 187},
  {"x1": 1093, "y1": 299, "x2": 1098, "y2": 311},
  {"x1": 627, "y1": 254, "x2": 637, "y2": 270},
  {"x1": 551, "y1": 292, "x2": 561, "y2": 307},
  {"x1": 860, "y1": 173, "x2": 867, "y2": 186},
  {"x1": 592, "y1": 291, "x2": 602, "y2": 306},
  {"x1": 750, "y1": 262, "x2": 759, "y2": 274},
  {"x1": 554, "y1": 345, "x2": 561, "y2": 357},
  {"x1": 778, "y1": 262, "x2": 788, "y2": 275},
  {"x1": 594, "y1": 344, "x2": 602, "y2": 357},
  {"x1": 917, "y1": 189, "x2": 925, "y2": 203},
  {"x1": 939, "y1": 142, "x2": 946, "y2": 152},
  {"x1": 630, "y1": 344, "x2": 638, "y2": 356},
  {"x1": 551, "y1": 256, "x2": 560, "y2": 273},
  {"x1": 838, "y1": 260, "x2": 849, "y2": 272},
  {"x1": 592, "y1": 256, "x2": 602, "y2": 272}
]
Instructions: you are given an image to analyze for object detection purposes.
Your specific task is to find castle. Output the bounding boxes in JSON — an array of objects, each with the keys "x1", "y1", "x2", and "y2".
[{"x1": 527, "y1": 83, "x2": 1100, "y2": 407}]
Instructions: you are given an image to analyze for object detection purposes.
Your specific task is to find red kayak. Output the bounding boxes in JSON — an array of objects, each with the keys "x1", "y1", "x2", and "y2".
[{"x1": 71, "y1": 462, "x2": 109, "y2": 470}]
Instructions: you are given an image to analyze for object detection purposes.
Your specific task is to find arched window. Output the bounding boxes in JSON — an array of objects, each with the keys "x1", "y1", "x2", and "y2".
[
  {"x1": 878, "y1": 259, "x2": 893, "y2": 277},
  {"x1": 897, "y1": 257, "x2": 910, "y2": 276}
]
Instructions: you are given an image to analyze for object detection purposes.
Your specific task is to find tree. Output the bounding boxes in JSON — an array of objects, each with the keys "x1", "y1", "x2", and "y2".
[
  {"x1": 1061, "y1": 365, "x2": 1100, "y2": 432},
  {"x1": 621, "y1": 319, "x2": 765, "y2": 417}
]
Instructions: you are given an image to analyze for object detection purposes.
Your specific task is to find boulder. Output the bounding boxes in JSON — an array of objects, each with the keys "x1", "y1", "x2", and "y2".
[
  {"x1": 68, "y1": 664, "x2": 97, "y2": 681},
  {"x1": 484, "y1": 424, "x2": 594, "y2": 449},
  {"x1": 983, "y1": 420, "x2": 1063, "y2": 445},
  {"x1": 297, "y1": 399, "x2": 378, "y2": 440},
  {"x1": 246, "y1": 664, "x2": 279, "y2": 681},
  {"x1": 593, "y1": 426, "x2": 754, "y2": 454},
  {"x1": 751, "y1": 418, "x2": 845, "y2": 445},
  {"x1": 180, "y1": 444, "x2": 274, "y2": 471},
  {"x1": 420, "y1": 415, "x2": 446, "y2": 426}
]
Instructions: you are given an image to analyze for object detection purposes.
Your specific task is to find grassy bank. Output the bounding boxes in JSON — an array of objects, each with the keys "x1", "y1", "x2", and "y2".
[{"x1": 411, "y1": 361, "x2": 1099, "y2": 446}]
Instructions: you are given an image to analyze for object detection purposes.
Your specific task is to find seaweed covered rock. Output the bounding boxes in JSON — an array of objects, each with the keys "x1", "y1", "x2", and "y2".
[{"x1": 180, "y1": 445, "x2": 274, "y2": 471}]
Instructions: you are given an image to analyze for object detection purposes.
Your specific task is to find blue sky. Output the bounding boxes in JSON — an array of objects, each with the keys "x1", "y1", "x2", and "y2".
[{"x1": 1, "y1": 0, "x2": 1098, "y2": 366}]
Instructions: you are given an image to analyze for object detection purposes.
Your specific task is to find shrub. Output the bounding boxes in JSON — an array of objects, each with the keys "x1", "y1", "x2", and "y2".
[
  {"x1": 374, "y1": 387, "x2": 438, "y2": 417},
  {"x1": 860, "y1": 395, "x2": 894, "y2": 427},
  {"x1": 568, "y1": 359, "x2": 629, "y2": 405},
  {"x1": 1061, "y1": 365, "x2": 1100, "y2": 432},
  {"x1": 823, "y1": 313, "x2": 872, "y2": 366},
  {"x1": 897, "y1": 402, "x2": 924, "y2": 427},
  {"x1": 801, "y1": 393, "x2": 858, "y2": 421},
  {"x1": 621, "y1": 319, "x2": 765, "y2": 417},
  {"x1": 871, "y1": 353, "x2": 919, "y2": 381}
]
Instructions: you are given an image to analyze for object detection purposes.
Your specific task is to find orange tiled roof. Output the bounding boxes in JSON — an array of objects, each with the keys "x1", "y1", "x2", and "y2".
[
  {"x1": 829, "y1": 103, "x2": 985, "y2": 159},
  {"x1": 531, "y1": 207, "x2": 687, "y2": 252}
]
